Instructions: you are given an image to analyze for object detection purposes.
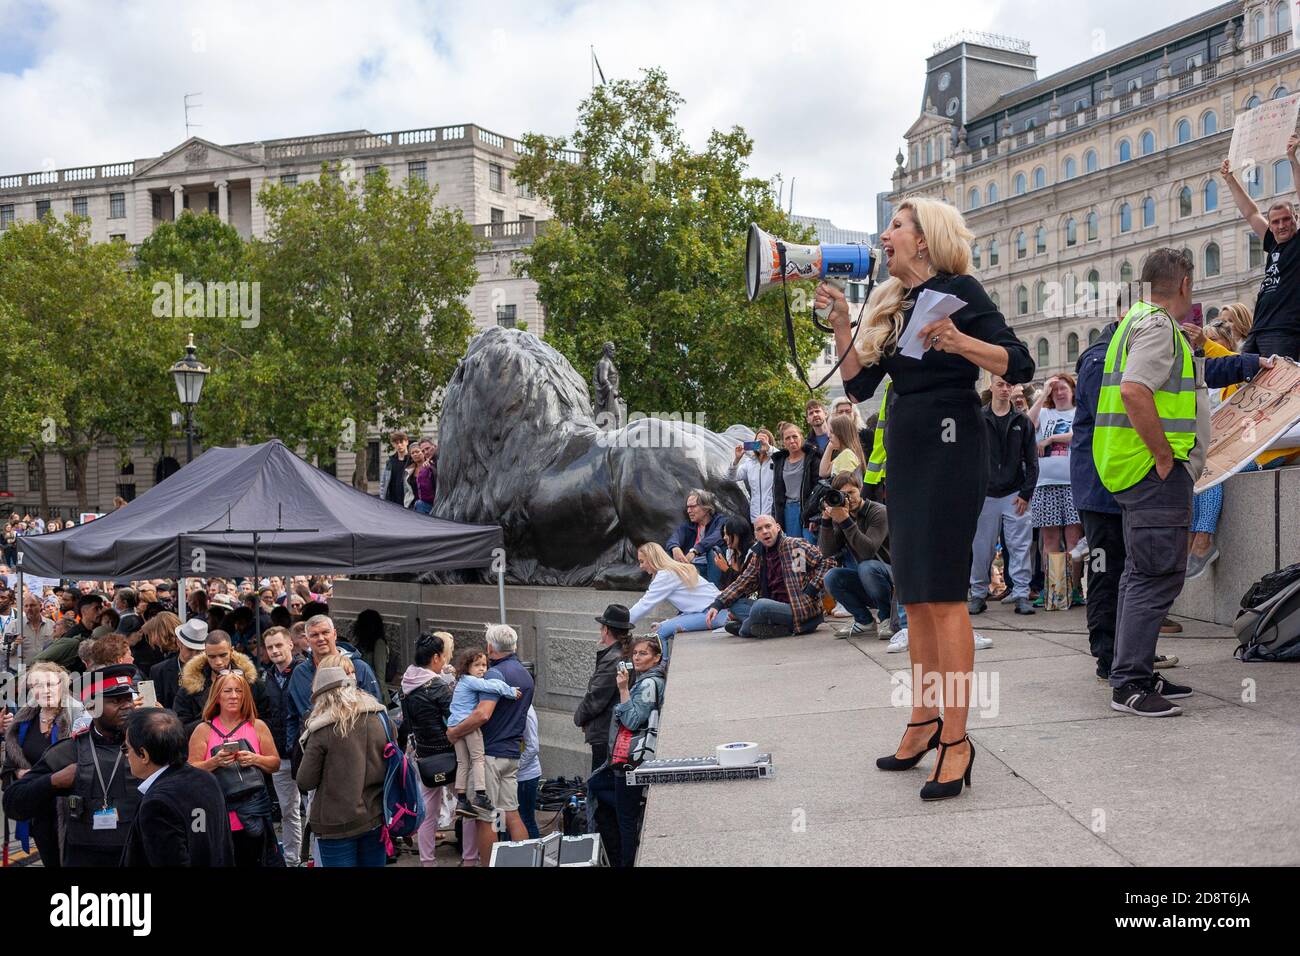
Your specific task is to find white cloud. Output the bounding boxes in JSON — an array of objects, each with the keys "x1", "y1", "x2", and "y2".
[{"x1": 0, "y1": 0, "x2": 1222, "y2": 232}]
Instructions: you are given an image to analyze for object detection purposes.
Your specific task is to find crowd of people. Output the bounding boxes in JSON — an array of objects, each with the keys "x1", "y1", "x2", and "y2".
[{"x1": 0, "y1": 567, "x2": 547, "y2": 869}]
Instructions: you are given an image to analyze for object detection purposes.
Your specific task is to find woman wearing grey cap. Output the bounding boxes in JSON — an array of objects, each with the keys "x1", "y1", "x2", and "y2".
[{"x1": 295, "y1": 654, "x2": 389, "y2": 867}]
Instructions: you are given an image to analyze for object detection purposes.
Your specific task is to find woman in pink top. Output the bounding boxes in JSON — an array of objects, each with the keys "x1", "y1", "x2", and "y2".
[{"x1": 189, "y1": 671, "x2": 281, "y2": 867}]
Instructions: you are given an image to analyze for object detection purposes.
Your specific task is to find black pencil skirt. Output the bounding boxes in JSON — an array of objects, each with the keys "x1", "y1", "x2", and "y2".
[{"x1": 884, "y1": 388, "x2": 989, "y2": 605}]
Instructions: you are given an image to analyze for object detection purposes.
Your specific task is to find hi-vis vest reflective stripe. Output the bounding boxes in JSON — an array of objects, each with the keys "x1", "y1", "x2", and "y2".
[
  {"x1": 864, "y1": 380, "x2": 890, "y2": 485},
  {"x1": 1092, "y1": 301, "x2": 1197, "y2": 494}
]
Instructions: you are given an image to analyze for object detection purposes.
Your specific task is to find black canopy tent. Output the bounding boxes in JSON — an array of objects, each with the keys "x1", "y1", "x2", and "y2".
[{"x1": 15, "y1": 439, "x2": 505, "y2": 619}]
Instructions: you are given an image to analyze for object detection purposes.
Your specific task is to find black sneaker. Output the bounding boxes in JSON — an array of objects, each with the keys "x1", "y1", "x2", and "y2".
[
  {"x1": 1111, "y1": 682, "x2": 1182, "y2": 717},
  {"x1": 724, "y1": 618, "x2": 741, "y2": 636},
  {"x1": 967, "y1": 597, "x2": 987, "y2": 615},
  {"x1": 471, "y1": 791, "x2": 495, "y2": 815},
  {"x1": 1152, "y1": 674, "x2": 1192, "y2": 699},
  {"x1": 454, "y1": 795, "x2": 475, "y2": 819}
]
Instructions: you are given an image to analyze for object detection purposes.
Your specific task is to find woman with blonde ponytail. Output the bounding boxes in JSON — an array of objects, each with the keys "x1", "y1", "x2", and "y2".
[
  {"x1": 628, "y1": 542, "x2": 725, "y2": 661},
  {"x1": 815, "y1": 196, "x2": 1034, "y2": 802}
]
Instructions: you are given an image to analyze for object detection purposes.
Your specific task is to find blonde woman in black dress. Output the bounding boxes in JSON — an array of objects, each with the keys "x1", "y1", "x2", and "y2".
[{"x1": 815, "y1": 197, "x2": 1034, "y2": 800}]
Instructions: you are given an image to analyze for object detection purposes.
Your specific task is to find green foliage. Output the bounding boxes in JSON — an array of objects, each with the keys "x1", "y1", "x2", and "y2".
[{"x1": 513, "y1": 67, "x2": 824, "y2": 430}]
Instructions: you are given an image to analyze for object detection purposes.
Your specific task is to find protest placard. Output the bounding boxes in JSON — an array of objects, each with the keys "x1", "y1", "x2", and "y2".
[
  {"x1": 1228, "y1": 92, "x2": 1300, "y2": 175},
  {"x1": 1196, "y1": 359, "x2": 1300, "y2": 492}
]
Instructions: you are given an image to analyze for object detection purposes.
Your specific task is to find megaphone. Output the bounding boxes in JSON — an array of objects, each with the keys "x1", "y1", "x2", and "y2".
[{"x1": 745, "y1": 223, "x2": 876, "y2": 331}]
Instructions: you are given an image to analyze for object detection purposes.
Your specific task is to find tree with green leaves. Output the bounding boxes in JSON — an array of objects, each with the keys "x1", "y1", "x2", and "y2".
[
  {"x1": 225, "y1": 165, "x2": 483, "y2": 486},
  {"x1": 513, "y1": 67, "x2": 825, "y2": 431},
  {"x1": 0, "y1": 216, "x2": 177, "y2": 510}
]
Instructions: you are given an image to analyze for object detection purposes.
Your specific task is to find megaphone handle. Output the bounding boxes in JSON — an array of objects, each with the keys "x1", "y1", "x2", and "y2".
[{"x1": 814, "y1": 276, "x2": 847, "y2": 321}]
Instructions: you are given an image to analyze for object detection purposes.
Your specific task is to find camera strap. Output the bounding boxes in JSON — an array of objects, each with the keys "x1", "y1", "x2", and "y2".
[{"x1": 778, "y1": 243, "x2": 874, "y2": 394}]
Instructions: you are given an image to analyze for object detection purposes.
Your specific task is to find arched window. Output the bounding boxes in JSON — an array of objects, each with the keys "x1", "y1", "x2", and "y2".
[
  {"x1": 1205, "y1": 242, "x2": 1221, "y2": 277},
  {"x1": 1245, "y1": 94, "x2": 1261, "y2": 111},
  {"x1": 989, "y1": 239, "x2": 1000, "y2": 266},
  {"x1": 1064, "y1": 273, "x2": 1077, "y2": 313},
  {"x1": 1067, "y1": 332, "x2": 1080, "y2": 362},
  {"x1": 1088, "y1": 327, "x2": 1101, "y2": 345},
  {"x1": 1204, "y1": 180, "x2": 1218, "y2": 212},
  {"x1": 1278, "y1": 2, "x2": 1292, "y2": 35},
  {"x1": 972, "y1": 242, "x2": 982, "y2": 269},
  {"x1": 1119, "y1": 202, "x2": 1132, "y2": 232},
  {"x1": 1179, "y1": 186, "x2": 1193, "y2": 217},
  {"x1": 988, "y1": 182, "x2": 999, "y2": 203},
  {"x1": 1120, "y1": 261, "x2": 1133, "y2": 284},
  {"x1": 1142, "y1": 196, "x2": 1156, "y2": 227},
  {"x1": 1033, "y1": 166, "x2": 1046, "y2": 190},
  {"x1": 1036, "y1": 226, "x2": 1047, "y2": 254},
  {"x1": 1247, "y1": 164, "x2": 1264, "y2": 199},
  {"x1": 1036, "y1": 338, "x2": 1050, "y2": 367},
  {"x1": 925, "y1": 140, "x2": 933, "y2": 165},
  {"x1": 1016, "y1": 230, "x2": 1028, "y2": 259},
  {"x1": 1085, "y1": 149, "x2": 1098, "y2": 173},
  {"x1": 969, "y1": 186, "x2": 980, "y2": 210},
  {"x1": 1064, "y1": 157, "x2": 1077, "y2": 180},
  {"x1": 1253, "y1": 12, "x2": 1266, "y2": 42},
  {"x1": 1140, "y1": 131, "x2": 1155, "y2": 155},
  {"x1": 1017, "y1": 285, "x2": 1029, "y2": 316},
  {"x1": 1035, "y1": 280, "x2": 1048, "y2": 312},
  {"x1": 1014, "y1": 172, "x2": 1027, "y2": 195},
  {"x1": 990, "y1": 291, "x2": 1000, "y2": 310},
  {"x1": 1118, "y1": 139, "x2": 1132, "y2": 163},
  {"x1": 1066, "y1": 217, "x2": 1078, "y2": 247},
  {"x1": 1201, "y1": 110, "x2": 1218, "y2": 136},
  {"x1": 1175, "y1": 119, "x2": 1191, "y2": 144},
  {"x1": 1087, "y1": 211, "x2": 1099, "y2": 241},
  {"x1": 1273, "y1": 86, "x2": 1290, "y2": 100},
  {"x1": 1275, "y1": 159, "x2": 1294, "y2": 194}
]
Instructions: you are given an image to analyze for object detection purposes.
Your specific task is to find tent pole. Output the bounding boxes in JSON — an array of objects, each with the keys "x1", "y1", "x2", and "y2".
[
  {"x1": 252, "y1": 532, "x2": 261, "y2": 642},
  {"x1": 497, "y1": 559, "x2": 506, "y2": 625}
]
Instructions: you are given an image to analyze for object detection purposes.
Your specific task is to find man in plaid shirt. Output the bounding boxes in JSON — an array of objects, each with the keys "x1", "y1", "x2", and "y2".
[{"x1": 705, "y1": 514, "x2": 830, "y2": 638}]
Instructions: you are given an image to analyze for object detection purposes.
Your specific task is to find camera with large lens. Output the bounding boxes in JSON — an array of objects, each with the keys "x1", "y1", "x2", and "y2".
[{"x1": 823, "y1": 488, "x2": 845, "y2": 508}]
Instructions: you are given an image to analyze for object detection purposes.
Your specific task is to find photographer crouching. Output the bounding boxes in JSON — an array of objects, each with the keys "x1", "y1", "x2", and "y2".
[{"x1": 817, "y1": 472, "x2": 893, "y2": 640}]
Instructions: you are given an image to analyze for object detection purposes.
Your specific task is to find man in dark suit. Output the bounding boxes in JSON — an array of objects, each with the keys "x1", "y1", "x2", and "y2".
[{"x1": 121, "y1": 708, "x2": 234, "y2": 867}]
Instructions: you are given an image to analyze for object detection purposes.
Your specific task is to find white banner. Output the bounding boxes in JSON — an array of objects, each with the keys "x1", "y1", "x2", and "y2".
[{"x1": 1228, "y1": 92, "x2": 1300, "y2": 174}]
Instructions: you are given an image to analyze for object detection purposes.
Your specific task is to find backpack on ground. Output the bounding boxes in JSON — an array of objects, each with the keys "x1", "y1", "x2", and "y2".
[
  {"x1": 377, "y1": 711, "x2": 424, "y2": 849},
  {"x1": 1234, "y1": 574, "x2": 1300, "y2": 662},
  {"x1": 1239, "y1": 562, "x2": 1300, "y2": 611}
]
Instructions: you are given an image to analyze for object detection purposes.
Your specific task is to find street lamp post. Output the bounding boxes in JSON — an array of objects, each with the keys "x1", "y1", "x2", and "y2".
[{"x1": 169, "y1": 333, "x2": 209, "y2": 463}]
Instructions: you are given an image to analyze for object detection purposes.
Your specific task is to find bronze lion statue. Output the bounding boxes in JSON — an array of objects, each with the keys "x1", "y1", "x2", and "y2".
[{"x1": 431, "y1": 327, "x2": 752, "y2": 587}]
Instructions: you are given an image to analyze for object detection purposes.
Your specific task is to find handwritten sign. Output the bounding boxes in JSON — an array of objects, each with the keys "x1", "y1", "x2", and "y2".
[
  {"x1": 1228, "y1": 93, "x2": 1300, "y2": 175},
  {"x1": 1196, "y1": 359, "x2": 1300, "y2": 492}
]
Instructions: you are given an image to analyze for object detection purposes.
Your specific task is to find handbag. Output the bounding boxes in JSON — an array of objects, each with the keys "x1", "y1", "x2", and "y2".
[
  {"x1": 207, "y1": 722, "x2": 265, "y2": 801},
  {"x1": 415, "y1": 751, "x2": 458, "y2": 789}
]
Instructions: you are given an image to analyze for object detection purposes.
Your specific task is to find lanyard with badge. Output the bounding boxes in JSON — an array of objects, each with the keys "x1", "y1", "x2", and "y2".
[{"x1": 89, "y1": 736, "x2": 124, "y2": 830}]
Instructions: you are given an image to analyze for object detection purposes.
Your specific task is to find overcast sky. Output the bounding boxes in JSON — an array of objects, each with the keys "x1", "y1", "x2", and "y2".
[{"x1": 0, "y1": 0, "x2": 1226, "y2": 233}]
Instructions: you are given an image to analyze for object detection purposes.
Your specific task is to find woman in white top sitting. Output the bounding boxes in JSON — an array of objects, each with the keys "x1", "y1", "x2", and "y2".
[{"x1": 629, "y1": 543, "x2": 725, "y2": 661}]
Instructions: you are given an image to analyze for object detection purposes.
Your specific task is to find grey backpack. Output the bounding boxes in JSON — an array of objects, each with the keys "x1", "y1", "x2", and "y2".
[{"x1": 1234, "y1": 576, "x2": 1300, "y2": 662}]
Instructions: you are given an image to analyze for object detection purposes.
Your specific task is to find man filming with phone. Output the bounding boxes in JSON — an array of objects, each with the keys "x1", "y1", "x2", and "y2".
[{"x1": 818, "y1": 472, "x2": 893, "y2": 640}]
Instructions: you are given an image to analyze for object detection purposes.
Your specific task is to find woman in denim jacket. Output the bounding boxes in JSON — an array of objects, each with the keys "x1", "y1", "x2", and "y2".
[{"x1": 587, "y1": 635, "x2": 666, "y2": 867}]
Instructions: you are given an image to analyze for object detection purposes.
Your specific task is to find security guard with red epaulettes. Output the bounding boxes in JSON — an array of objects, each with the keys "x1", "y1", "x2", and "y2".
[{"x1": 2, "y1": 664, "x2": 141, "y2": 865}]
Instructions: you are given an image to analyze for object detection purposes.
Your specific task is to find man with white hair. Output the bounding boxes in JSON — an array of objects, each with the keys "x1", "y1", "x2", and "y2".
[
  {"x1": 447, "y1": 623, "x2": 535, "y2": 865},
  {"x1": 285, "y1": 614, "x2": 383, "y2": 748}
]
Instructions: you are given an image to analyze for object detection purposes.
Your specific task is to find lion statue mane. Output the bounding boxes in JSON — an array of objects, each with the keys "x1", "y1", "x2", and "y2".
[{"x1": 430, "y1": 326, "x2": 752, "y2": 587}]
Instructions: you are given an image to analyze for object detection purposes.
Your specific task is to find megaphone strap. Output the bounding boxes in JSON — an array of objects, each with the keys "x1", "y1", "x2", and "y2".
[{"x1": 779, "y1": 256, "x2": 874, "y2": 394}]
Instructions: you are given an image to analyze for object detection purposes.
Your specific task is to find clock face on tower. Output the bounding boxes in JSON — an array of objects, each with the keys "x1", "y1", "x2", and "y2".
[
  {"x1": 938, "y1": 71, "x2": 952, "y2": 91},
  {"x1": 946, "y1": 97, "x2": 960, "y2": 117}
]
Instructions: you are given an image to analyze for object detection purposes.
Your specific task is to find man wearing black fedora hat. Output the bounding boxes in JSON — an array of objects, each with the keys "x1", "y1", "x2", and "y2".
[
  {"x1": 3, "y1": 663, "x2": 141, "y2": 866},
  {"x1": 574, "y1": 604, "x2": 633, "y2": 773}
]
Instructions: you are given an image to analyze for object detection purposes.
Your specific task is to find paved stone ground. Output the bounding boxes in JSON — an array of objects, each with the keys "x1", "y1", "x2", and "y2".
[{"x1": 637, "y1": 604, "x2": 1300, "y2": 867}]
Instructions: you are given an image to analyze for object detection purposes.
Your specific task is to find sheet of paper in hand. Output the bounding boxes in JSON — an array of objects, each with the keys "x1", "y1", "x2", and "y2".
[
  {"x1": 1196, "y1": 358, "x2": 1300, "y2": 493},
  {"x1": 899, "y1": 289, "x2": 968, "y2": 360},
  {"x1": 1227, "y1": 93, "x2": 1300, "y2": 175}
]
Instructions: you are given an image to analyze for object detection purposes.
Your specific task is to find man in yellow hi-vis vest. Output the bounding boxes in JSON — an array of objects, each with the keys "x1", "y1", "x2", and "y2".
[
  {"x1": 862, "y1": 380, "x2": 889, "y2": 500},
  {"x1": 1092, "y1": 250, "x2": 1208, "y2": 718}
]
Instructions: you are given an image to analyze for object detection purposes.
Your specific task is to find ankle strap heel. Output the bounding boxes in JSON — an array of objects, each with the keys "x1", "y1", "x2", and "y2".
[{"x1": 919, "y1": 735, "x2": 974, "y2": 801}]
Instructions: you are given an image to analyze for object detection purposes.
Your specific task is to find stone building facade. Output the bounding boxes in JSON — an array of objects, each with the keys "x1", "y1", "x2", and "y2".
[
  {"x1": 890, "y1": 0, "x2": 1299, "y2": 380},
  {"x1": 0, "y1": 123, "x2": 558, "y2": 512}
]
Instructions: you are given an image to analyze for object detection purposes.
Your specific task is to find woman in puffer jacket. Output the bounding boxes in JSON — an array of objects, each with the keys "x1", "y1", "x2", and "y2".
[
  {"x1": 397, "y1": 632, "x2": 455, "y2": 867},
  {"x1": 587, "y1": 635, "x2": 667, "y2": 868}
]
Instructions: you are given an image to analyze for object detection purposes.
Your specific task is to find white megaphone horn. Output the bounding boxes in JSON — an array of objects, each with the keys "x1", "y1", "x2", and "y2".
[{"x1": 745, "y1": 223, "x2": 876, "y2": 332}]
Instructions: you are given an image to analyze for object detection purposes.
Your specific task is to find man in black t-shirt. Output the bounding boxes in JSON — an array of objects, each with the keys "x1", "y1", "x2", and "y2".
[{"x1": 1221, "y1": 137, "x2": 1300, "y2": 358}]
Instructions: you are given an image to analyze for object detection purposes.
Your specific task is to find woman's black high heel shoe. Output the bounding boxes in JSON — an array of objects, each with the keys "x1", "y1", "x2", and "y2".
[
  {"x1": 875, "y1": 716, "x2": 942, "y2": 771},
  {"x1": 919, "y1": 735, "x2": 974, "y2": 801}
]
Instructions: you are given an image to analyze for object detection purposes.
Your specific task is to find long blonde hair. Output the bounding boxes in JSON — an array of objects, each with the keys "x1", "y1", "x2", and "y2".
[
  {"x1": 1217, "y1": 303, "x2": 1253, "y2": 348},
  {"x1": 637, "y1": 542, "x2": 700, "y2": 588},
  {"x1": 858, "y1": 197, "x2": 974, "y2": 366},
  {"x1": 304, "y1": 653, "x2": 374, "y2": 740}
]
